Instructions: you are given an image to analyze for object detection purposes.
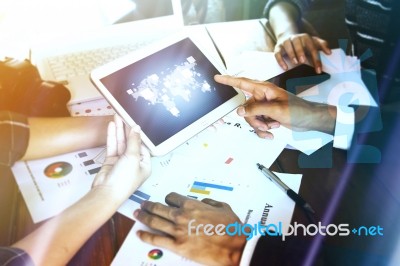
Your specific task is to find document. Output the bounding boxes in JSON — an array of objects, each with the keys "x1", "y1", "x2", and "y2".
[
  {"x1": 112, "y1": 115, "x2": 297, "y2": 266},
  {"x1": 112, "y1": 151, "x2": 302, "y2": 265},
  {"x1": 117, "y1": 118, "x2": 288, "y2": 219},
  {"x1": 11, "y1": 110, "x2": 287, "y2": 223},
  {"x1": 11, "y1": 147, "x2": 105, "y2": 223}
]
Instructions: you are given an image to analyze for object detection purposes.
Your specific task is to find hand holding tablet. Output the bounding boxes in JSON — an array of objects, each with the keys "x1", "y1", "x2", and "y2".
[{"x1": 91, "y1": 33, "x2": 245, "y2": 156}]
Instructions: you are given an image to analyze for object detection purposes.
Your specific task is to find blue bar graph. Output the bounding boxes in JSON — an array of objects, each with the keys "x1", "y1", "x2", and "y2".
[
  {"x1": 129, "y1": 190, "x2": 151, "y2": 204},
  {"x1": 193, "y1": 181, "x2": 233, "y2": 191},
  {"x1": 190, "y1": 181, "x2": 233, "y2": 195}
]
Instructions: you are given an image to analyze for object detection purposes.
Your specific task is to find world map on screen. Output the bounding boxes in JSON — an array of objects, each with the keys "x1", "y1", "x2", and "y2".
[{"x1": 126, "y1": 56, "x2": 214, "y2": 117}]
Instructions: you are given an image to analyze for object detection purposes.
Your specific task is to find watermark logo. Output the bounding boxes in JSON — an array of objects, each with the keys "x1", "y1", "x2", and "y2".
[
  {"x1": 287, "y1": 40, "x2": 382, "y2": 167},
  {"x1": 188, "y1": 219, "x2": 384, "y2": 241}
]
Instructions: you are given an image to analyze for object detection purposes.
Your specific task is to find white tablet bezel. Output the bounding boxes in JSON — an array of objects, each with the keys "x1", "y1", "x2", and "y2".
[{"x1": 91, "y1": 33, "x2": 245, "y2": 156}]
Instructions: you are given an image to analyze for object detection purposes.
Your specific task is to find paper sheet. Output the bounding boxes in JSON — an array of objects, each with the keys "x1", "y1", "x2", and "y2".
[
  {"x1": 226, "y1": 50, "x2": 287, "y2": 81},
  {"x1": 112, "y1": 152, "x2": 302, "y2": 265},
  {"x1": 298, "y1": 49, "x2": 378, "y2": 107},
  {"x1": 117, "y1": 118, "x2": 287, "y2": 219},
  {"x1": 112, "y1": 121, "x2": 298, "y2": 265},
  {"x1": 67, "y1": 98, "x2": 116, "y2": 116},
  {"x1": 112, "y1": 222, "x2": 203, "y2": 266},
  {"x1": 11, "y1": 111, "x2": 287, "y2": 223},
  {"x1": 222, "y1": 109, "x2": 333, "y2": 156},
  {"x1": 11, "y1": 147, "x2": 105, "y2": 223}
]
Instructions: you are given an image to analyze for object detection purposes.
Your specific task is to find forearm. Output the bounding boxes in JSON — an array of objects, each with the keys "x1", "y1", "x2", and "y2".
[
  {"x1": 269, "y1": 2, "x2": 301, "y2": 40},
  {"x1": 23, "y1": 116, "x2": 113, "y2": 160},
  {"x1": 12, "y1": 188, "x2": 122, "y2": 266},
  {"x1": 308, "y1": 103, "x2": 337, "y2": 134}
]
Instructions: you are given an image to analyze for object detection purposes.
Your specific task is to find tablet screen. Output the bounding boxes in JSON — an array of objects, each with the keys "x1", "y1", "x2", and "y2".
[
  {"x1": 267, "y1": 64, "x2": 330, "y2": 94},
  {"x1": 99, "y1": 37, "x2": 238, "y2": 146}
]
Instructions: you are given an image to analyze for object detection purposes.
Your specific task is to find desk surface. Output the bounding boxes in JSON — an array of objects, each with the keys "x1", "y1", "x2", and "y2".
[{"x1": 1, "y1": 19, "x2": 394, "y2": 265}]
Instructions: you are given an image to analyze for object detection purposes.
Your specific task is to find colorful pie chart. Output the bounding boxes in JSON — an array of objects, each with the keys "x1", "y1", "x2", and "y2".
[
  {"x1": 147, "y1": 249, "x2": 163, "y2": 260},
  {"x1": 44, "y1": 161, "x2": 73, "y2": 178}
]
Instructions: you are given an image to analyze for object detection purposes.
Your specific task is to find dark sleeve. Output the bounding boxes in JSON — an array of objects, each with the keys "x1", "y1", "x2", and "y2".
[
  {"x1": 0, "y1": 247, "x2": 34, "y2": 266},
  {"x1": 250, "y1": 235, "x2": 323, "y2": 265},
  {"x1": 250, "y1": 234, "x2": 394, "y2": 265},
  {"x1": 250, "y1": 103, "x2": 399, "y2": 265},
  {"x1": 263, "y1": 0, "x2": 310, "y2": 19},
  {"x1": 0, "y1": 111, "x2": 29, "y2": 167}
]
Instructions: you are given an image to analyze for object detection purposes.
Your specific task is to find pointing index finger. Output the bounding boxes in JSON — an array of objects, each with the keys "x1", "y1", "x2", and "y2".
[
  {"x1": 214, "y1": 75, "x2": 256, "y2": 94},
  {"x1": 214, "y1": 75, "x2": 280, "y2": 101}
]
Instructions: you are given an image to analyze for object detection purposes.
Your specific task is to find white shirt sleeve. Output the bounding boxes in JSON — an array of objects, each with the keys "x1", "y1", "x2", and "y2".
[
  {"x1": 333, "y1": 105, "x2": 355, "y2": 150},
  {"x1": 239, "y1": 236, "x2": 260, "y2": 266}
]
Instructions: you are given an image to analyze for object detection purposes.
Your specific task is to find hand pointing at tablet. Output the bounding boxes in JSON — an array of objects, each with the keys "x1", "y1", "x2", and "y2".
[{"x1": 214, "y1": 75, "x2": 337, "y2": 139}]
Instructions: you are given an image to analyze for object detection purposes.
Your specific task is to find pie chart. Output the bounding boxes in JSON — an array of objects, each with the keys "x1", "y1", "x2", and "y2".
[
  {"x1": 147, "y1": 249, "x2": 163, "y2": 260},
  {"x1": 44, "y1": 161, "x2": 73, "y2": 178}
]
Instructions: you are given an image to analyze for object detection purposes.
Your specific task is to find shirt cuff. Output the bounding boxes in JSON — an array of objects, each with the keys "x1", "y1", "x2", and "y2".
[
  {"x1": 333, "y1": 105, "x2": 355, "y2": 150},
  {"x1": 239, "y1": 236, "x2": 261, "y2": 266},
  {"x1": 0, "y1": 111, "x2": 30, "y2": 166}
]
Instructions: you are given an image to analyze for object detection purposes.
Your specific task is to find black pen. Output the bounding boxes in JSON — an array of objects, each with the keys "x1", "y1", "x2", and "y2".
[{"x1": 256, "y1": 163, "x2": 315, "y2": 214}]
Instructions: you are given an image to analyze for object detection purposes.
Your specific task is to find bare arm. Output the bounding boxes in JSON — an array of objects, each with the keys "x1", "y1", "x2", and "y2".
[
  {"x1": 12, "y1": 188, "x2": 123, "y2": 266},
  {"x1": 23, "y1": 116, "x2": 113, "y2": 160},
  {"x1": 13, "y1": 115, "x2": 152, "y2": 266}
]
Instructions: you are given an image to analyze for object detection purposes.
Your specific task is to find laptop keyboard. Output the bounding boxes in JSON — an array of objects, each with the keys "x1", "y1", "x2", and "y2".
[{"x1": 46, "y1": 41, "x2": 151, "y2": 84}]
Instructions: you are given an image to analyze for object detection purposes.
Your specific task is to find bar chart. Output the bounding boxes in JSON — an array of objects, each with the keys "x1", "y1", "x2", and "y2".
[{"x1": 189, "y1": 181, "x2": 233, "y2": 195}]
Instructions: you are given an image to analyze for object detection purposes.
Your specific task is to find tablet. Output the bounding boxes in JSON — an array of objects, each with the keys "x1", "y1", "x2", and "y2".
[
  {"x1": 91, "y1": 34, "x2": 245, "y2": 156},
  {"x1": 266, "y1": 64, "x2": 330, "y2": 94}
]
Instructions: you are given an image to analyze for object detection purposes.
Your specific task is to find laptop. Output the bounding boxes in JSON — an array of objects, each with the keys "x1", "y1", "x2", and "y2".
[{"x1": 31, "y1": 0, "x2": 184, "y2": 105}]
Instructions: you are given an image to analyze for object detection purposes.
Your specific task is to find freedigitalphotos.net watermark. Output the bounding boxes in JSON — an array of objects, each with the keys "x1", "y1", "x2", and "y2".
[{"x1": 188, "y1": 220, "x2": 384, "y2": 241}]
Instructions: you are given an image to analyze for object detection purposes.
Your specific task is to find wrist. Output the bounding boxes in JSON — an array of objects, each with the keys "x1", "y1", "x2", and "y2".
[
  {"x1": 88, "y1": 186, "x2": 126, "y2": 210},
  {"x1": 228, "y1": 235, "x2": 247, "y2": 266},
  {"x1": 276, "y1": 27, "x2": 299, "y2": 42},
  {"x1": 309, "y1": 102, "x2": 337, "y2": 134}
]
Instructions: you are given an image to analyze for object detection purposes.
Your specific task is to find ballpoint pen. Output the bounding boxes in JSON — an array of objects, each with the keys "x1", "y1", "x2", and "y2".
[{"x1": 256, "y1": 163, "x2": 315, "y2": 214}]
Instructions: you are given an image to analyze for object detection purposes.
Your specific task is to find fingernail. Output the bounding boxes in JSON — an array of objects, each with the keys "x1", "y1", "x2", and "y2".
[
  {"x1": 280, "y1": 64, "x2": 288, "y2": 70},
  {"x1": 133, "y1": 209, "x2": 139, "y2": 217},
  {"x1": 300, "y1": 56, "x2": 305, "y2": 63},
  {"x1": 270, "y1": 123, "x2": 280, "y2": 129},
  {"x1": 293, "y1": 58, "x2": 298, "y2": 64},
  {"x1": 316, "y1": 67, "x2": 322, "y2": 74},
  {"x1": 237, "y1": 106, "x2": 246, "y2": 116},
  {"x1": 265, "y1": 134, "x2": 274, "y2": 140},
  {"x1": 133, "y1": 125, "x2": 141, "y2": 133}
]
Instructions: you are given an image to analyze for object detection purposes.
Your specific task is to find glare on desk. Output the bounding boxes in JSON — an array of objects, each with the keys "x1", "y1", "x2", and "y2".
[{"x1": 0, "y1": 0, "x2": 136, "y2": 59}]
